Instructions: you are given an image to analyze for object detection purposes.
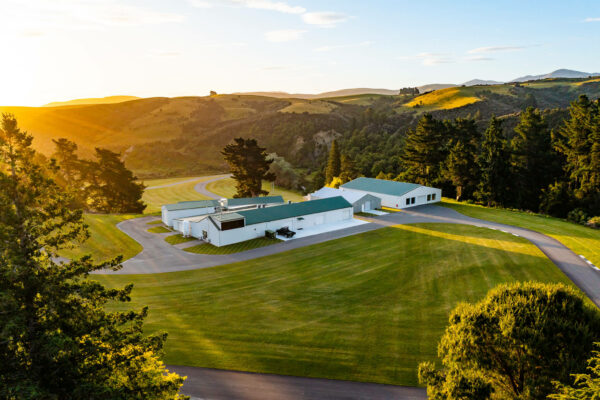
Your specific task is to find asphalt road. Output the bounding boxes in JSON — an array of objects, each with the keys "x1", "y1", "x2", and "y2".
[
  {"x1": 168, "y1": 366, "x2": 427, "y2": 400},
  {"x1": 194, "y1": 175, "x2": 231, "y2": 199}
]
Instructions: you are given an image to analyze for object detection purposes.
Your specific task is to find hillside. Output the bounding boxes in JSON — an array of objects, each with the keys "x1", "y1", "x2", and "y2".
[
  {"x1": 3, "y1": 77, "x2": 599, "y2": 179},
  {"x1": 43, "y1": 95, "x2": 141, "y2": 107}
]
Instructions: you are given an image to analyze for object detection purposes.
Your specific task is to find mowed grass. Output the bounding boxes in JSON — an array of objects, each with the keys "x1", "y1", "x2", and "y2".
[
  {"x1": 142, "y1": 175, "x2": 227, "y2": 213},
  {"x1": 60, "y1": 214, "x2": 142, "y2": 262},
  {"x1": 95, "y1": 223, "x2": 572, "y2": 387},
  {"x1": 184, "y1": 237, "x2": 281, "y2": 254},
  {"x1": 148, "y1": 226, "x2": 171, "y2": 233},
  {"x1": 165, "y1": 234, "x2": 196, "y2": 245},
  {"x1": 442, "y1": 199, "x2": 600, "y2": 267},
  {"x1": 206, "y1": 177, "x2": 304, "y2": 203}
]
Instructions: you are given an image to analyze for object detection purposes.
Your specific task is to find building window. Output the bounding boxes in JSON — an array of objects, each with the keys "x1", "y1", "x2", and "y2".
[
  {"x1": 221, "y1": 219, "x2": 245, "y2": 231},
  {"x1": 431, "y1": 193, "x2": 436, "y2": 201},
  {"x1": 427, "y1": 194, "x2": 431, "y2": 201},
  {"x1": 406, "y1": 198, "x2": 410, "y2": 205},
  {"x1": 411, "y1": 197, "x2": 416, "y2": 204}
]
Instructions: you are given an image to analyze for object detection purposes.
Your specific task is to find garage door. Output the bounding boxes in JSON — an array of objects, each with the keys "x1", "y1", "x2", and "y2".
[
  {"x1": 418, "y1": 195, "x2": 426, "y2": 204},
  {"x1": 362, "y1": 201, "x2": 371, "y2": 211}
]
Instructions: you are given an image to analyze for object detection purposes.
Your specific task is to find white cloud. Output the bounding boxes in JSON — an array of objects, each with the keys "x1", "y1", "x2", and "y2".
[
  {"x1": 465, "y1": 55, "x2": 495, "y2": 62},
  {"x1": 584, "y1": 17, "x2": 600, "y2": 22},
  {"x1": 399, "y1": 52, "x2": 454, "y2": 66},
  {"x1": 468, "y1": 45, "x2": 527, "y2": 54},
  {"x1": 302, "y1": 12, "x2": 349, "y2": 27},
  {"x1": 265, "y1": 29, "x2": 306, "y2": 42},
  {"x1": 314, "y1": 41, "x2": 372, "y2": 52},
  {"x1": 191, "y1": 0, "x2": 305, "y2": 14}
]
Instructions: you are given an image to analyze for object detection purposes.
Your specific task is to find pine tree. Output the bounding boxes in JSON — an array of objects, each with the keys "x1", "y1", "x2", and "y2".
[
  {"x1": 442, "y1": 118, "x2": 480, "y2": 200},
  {"x1": 339, "y1": 154, "x2": 359, "y2": 184},
  {"x1": 510, "y1": 107, "x2": 558, "y2": 211},
  {"x1": 476, "y1": 116, "x2": 511, "y2": 206},
  {"x1": 0, "y1": 114, "x2": 186, "y2": 399},
  {"x1": 555, "y1": 95, "x2": 600, "y2": 215},
  {"x1": 400, "y1": 114, "x2": 445, "y2": 185},
  {"x1": 222, "y1": 137, "x2": 275, "y2": 197},
  {"x1": 325, "y1": 139, "x2": 341, "y2": 184}
]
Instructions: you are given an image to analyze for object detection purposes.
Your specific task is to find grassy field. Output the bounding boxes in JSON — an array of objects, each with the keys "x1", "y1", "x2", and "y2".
[
  {"x1": 148, "y1": 226, "x2": 171, "y2": 233},
  {"x1": 279, "y1": 100, "x2": 338, "y2": 114},
  {"x1": 165, "y1": 234, "x2": 196, "y2": 245},
  {"x1": 142, "y1": 176, "x2": 204, "y2": 188},
  {"x1": 184, "y1": 237, "x2": 281, "y2": 254},
  {"x1": 142, "y1": 175, "x2": 225, "y2": 213},
  {"x1": 95, "y1": 223, "x2": 572, "y2": 387},
  {"x1": 206, "y1": 178, "x2": 304, "y2": 203},
  {"x1": 442, "y1": 199, "x2": 600, "y2": 267},
  {"x1": 404, "y1": 87, "x2": 482, "y2": 110},
  {"x1": 60, "y1": 214, "x2": 142, "y2": 262}
]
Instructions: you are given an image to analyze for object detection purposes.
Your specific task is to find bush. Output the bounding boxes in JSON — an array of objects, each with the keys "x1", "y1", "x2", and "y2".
[
  {"x1": 587, "y1": 216, "x2": 600, "y2": 229},
  {"x1": 567, "y1": 208, "x2": 590, "y2": 225}
]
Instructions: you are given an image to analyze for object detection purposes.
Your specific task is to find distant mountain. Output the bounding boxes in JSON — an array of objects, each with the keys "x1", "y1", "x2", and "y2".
[
  {"x1": 235, "y1": 88, "x2": 398, "y2": 99},
  {"x1": 43, "y1": 95, "x2": 140, "y2": 107},
  {"x1": 511, "y1": 69, "x2": 600, "y2": 83},
  {"x1": 417, "y1": 84, "x2": 457, "y2": 92},
  {"x1": 462, "y1": 79, "x2": 504, "y2": 86}
]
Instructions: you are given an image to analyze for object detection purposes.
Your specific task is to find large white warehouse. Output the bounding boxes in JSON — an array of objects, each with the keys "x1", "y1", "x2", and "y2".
[
  {"x1": 340, "y1": 177, "x2": 441, "y2": 209},
  {"x1": 307, "y1": 186, "x2": 381, "y2": 213},
  {"x1": 181, "y1": 196, "x2": 353, "y2": 247},
  {"x1": 162, "y1": 196, "x2": 284, "y2": 227}
]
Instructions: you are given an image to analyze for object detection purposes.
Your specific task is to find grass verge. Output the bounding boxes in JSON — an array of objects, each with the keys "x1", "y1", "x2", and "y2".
[
  {"x1": 441, "y1": 199, "x2": 600, "y2": 267},
  {"x1": 183, "y1": 237, "x2": 281, "y2": 254},
  {"x1": 59, "y1": 214, "x2": 142, "y2": 262},
  {"x1": 96, "y1": 223, "x2": 573, "y2": 386},
  {"x1": 148, "y1": 226, "x2": 171, "y2": 233},
  {"x1": 165, "y1": 234, "x2": 196, "y2": 245}
]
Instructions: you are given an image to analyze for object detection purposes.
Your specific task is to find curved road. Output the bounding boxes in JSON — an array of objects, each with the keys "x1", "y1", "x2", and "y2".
[{"x1": 194, "y1": 174, "x2": 231, "y2": 199}]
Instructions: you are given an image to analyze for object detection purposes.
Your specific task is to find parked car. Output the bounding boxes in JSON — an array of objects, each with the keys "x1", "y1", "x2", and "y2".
[{"x1": 276, "y1": 226, "x2": 296, "y2": 238}]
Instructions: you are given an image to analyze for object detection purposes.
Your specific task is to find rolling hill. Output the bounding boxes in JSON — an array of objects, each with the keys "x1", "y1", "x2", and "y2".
[
  {"x1": 3, "y1": 77, "x2": 599, "y2": 179},
  {"x1": 43, "y1": 95, "x2": 141, "y2": 107},
  {"x1": 511, "y1": 68, "x2": 600, "y2": 83}
]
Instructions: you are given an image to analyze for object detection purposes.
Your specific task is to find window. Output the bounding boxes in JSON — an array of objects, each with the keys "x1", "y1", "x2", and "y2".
[
  {"x1": 221, "y1": 219, "x2": 245, "y2": 231},
  {"x1": 411, "y1": 197, "x2": 416, "y2": 204},
  {"x1": 427, "y1": 194, "x2": 431, "y2": 201},
  {"x1": 431, "y1": 193, "x2": 436, "y2": 201},
  {"x1": 406, "y1": 198, "x2": 410, "y2": 205}
]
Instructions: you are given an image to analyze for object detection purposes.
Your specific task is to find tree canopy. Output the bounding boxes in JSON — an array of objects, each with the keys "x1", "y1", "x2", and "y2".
[
  {"x1": 0, "y1": 114, "x2": 185, "y2": 399},
  {"x1": 419, "y1": 281, "x2": 600, "y2": 400},
  {"x1": 222, "y1": 137, "x2": 275, "y2": 197}
]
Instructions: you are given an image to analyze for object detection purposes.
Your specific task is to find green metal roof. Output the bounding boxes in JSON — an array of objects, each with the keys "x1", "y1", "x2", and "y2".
[
  {"x1": 163, "y1": 199, "x2": 219, "y2": 211},
  {"x1": 212, "y1": 212, "x2": 244, "y2": 222},
  {"x1": 227, "y1": 195, "x2": 284, "y2": 207},
  {"x1": 341, "y1": 177, "x2": 422, "y2": 197},
  {"x1": 236, "y1": 197, "x2": 352, "y2": 226}
]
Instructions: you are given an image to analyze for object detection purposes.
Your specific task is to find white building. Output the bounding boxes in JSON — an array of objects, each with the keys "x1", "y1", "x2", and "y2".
[
  {"x1": 182, "y1": 196, "x2": 353, "y2": 247},
  {"x1": 162, "y1": 196, "x2": 284, "y2": 227},
  {"x1": 307, "y1": 186, "x2": 381, "y2": 213},
  {"x1": 340, "y1": 177, "x2": 441, "y2": 209}
]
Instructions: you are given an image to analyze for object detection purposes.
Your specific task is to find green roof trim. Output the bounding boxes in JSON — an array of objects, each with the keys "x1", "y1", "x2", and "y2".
[
  {"x1": 236, "y1": 197, "x2": 352, "y2": 226},
  {"x1": 227, "y1": 195, "x2": 284, "y2": 207},
  {"x1": 163, "y1": 200, "x2": 219, "y2": 211},
  {"x1": 341, "y1": 177, "x2": 422, "y2": 197}
]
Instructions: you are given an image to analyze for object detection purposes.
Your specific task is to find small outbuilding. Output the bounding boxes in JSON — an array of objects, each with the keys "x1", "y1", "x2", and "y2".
[
  {"x1": 307, "y1": 186, "x2": 381, "y2": 213},
  {"x1": 340, "y1": 177, "x2": 441, "y2": 209},
  {"x1": 183, "y1": 196, "x2": 353, "y2": 247}
]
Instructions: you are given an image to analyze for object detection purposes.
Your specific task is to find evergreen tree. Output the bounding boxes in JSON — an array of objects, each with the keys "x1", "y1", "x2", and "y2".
[
  {"x1": 325, "y1": 139, "x2": 341, "y2": 184},
  {"x1": 419, "y1": 282, "x2": 600, "y2": 400},
  {"x1": 475, "y1": 116, "x2": 511, "y2": 206},
  {"x1": 442, "y1": 118, "x2": 480, "y2": 201},
  {"x1": 400, "y1": 114, "x2": 445, "y2": 185},
  {"x1": 0, "y1": 114, "x2": 186, "y2": 399},
  {"x1": 222, "y1": 137, "x2": 275, "y2": 197},
  {"x1": 555, "y1": 95, "x2": 600, "y2": 216},
  {"x1": 87, "y1": 148, "x2": 146, "y2": 213},
  {"x1": 510, "y1": 107, "x2": 558, "y2": 211},
  {"x1": 550, "y1": 344, "x2": 600, "y2": 399},
  {"x1": 339, "y1": 154, "x2": 359, "y2": 184}
]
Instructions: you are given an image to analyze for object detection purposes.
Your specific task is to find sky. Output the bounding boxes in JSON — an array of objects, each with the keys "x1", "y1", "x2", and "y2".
[{"x1": 2, "y1": 0, "x2": 600, "y2": 106}]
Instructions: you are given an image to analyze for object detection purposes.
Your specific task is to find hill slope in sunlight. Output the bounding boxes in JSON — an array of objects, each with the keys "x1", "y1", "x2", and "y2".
[{"x1": 43, "y1": 95, "x2": 141, "y2": 107}]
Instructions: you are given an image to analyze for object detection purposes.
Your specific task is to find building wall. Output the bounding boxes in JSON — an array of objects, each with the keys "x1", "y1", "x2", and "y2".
[
  {"x1": 161, "y1": 206, "x2": 216, "y2": 227},
  {"x1": 341, "y1": 186, "x2": 441, "y2": 209},
  {"x1": 193, "y1": 207, "x2": 353, "y2": 247}
]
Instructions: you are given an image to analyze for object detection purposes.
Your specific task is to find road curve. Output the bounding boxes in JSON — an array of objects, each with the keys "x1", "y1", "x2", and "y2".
[
  {"x1": 168, "y1": 365, "x2": 427, "y2": 400},
  {"x1": 194, "y1": 174, "x2": 231, "y2": 199}
]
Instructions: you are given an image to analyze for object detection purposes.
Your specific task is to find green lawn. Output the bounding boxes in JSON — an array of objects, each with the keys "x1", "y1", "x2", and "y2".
[
  {"x1": 442, "y1": 199, "x2": 600, "y2": 267},
  {"x1": 142, "y1": 175, "x2": 228, "y2": 214},
  {"x1": 60, "y1": 214, "x2": 142, "y2": 262},
  {"x1": 148, "y1": 226, "x2": 171, "y2": 233},
  {"x1": 142, "y1": 176, "x2": 204, "y2": 188},
  {"x1": 165, "y1": 234, "x2": 196, "y2": 245},
  {"x1": 184, "y1": 237, "x2": 281, "y2": 254},
  {"x1": 95, "y1": 223, "x2": 573, "y2": 387},
  {"x1": 206, "y1": 177, "x2": 304, "y2": 203}
]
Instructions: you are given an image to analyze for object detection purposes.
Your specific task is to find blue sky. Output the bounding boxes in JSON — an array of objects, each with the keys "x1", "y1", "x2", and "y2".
[{"x1": 2, "y1": 0, "x2": 599, "y2": 105}]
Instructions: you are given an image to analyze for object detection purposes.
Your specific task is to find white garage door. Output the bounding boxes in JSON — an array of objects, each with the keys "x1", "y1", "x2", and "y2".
[{"x1": 362, "y1": 201, "x2": 371, "y2": 211}]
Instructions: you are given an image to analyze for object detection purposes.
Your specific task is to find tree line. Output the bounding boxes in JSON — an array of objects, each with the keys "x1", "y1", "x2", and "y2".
[
  {"x1": 52, "y1": 138, "x2": 146, "y2": 213},
  {"x1": 335, "y1": 95, "x2": 599, "y2": 223}
]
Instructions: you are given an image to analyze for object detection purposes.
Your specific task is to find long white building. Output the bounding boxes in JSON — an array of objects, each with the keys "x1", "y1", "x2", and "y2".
[{"x1": 340, "y1": 177, "x2": 441, "y2": 209}]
